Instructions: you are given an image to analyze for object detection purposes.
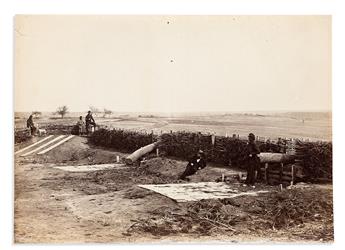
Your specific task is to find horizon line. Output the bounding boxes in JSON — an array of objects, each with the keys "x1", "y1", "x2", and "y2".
[{"x1": 14, "y1": 109, "x2": 332, "y2": 114}]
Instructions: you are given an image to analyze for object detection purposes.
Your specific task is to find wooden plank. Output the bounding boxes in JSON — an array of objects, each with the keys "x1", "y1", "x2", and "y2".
[
  {"x1": 37, "y1": 135, "x2": 75, "y2": 155},
  {"x1": 268, "y1": 173, "x2": 281, "y2": 179},
  {"x1": 21, "y1": 135, "x2": 65, "y2": 156},
  {"x1": 138, "y1": 182, "x2": 269, "y2": 202},
  {"x1": 264, "y1": 163, "x2": 268, "y2": 184},
  {"x1": 282, "y1": 175, "x2": 292, "y2": 181},
  {"x1": 270, "y1": 169, "x2": 293, "y2": 176},
  {"x1": 53, "y1": 163, "x2": 126, "y2": 172},
  {"x1": 268, "y1": 170, "x2": 281, "y2": 175},
  {"x1": 283, "y1": 171, "x2": 293, "y2": 176},
  {"x1": 15, "y1": 135, "x2": 53, "y2": 155},
  {"x1": 280, "y1": 163, "x2": 284, "y2": 183}
]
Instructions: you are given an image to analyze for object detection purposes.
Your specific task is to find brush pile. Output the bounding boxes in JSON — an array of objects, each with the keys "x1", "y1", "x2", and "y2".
[
  {"x1": 14, "y1": 129, "x2": 31, "y2": 144},
  {"x1": 126, "y1": 201, "x2": 240, "y2": 237},
  {"x1": 295, "y1": 140, "x2": 332, "y2": 182},
  {"x1": 89, "y1": 128, "x2": 158, "y2": 152},
  {"x1": 127, "y1": 187, "x2": 333, "y2": 241},
  {"x1": 42, "y1": 124, "x2": 75, "y2": 134}
]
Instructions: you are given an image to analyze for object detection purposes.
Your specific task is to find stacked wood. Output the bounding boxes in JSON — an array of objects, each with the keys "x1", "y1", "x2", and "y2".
[
  {"x1": 266, "y1": 163, "x2": 296, "y2": 186},
  {"x1": 295, "y1": 140, "x2": 332, "y2": 182}
]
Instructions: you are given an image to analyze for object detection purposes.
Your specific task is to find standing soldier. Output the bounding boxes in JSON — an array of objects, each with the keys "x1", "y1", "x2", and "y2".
[
  {"x1": 26, "y1": 115, "x2": 36, "y2": 136},
  {"x1": 245, "y1": 133, "x2": 260, "y2": 187},
  {"x1": 85, "y1": 111, "x2": 96, "y2": 134}
]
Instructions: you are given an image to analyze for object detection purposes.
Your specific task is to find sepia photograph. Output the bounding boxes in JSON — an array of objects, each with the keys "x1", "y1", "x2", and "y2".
[{"x1": 14, "y1": 15, "x2": 332, "y2": 244}]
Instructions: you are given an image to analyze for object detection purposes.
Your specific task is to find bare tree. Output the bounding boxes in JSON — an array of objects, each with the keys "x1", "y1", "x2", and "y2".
[
  {"x1": 56, "y1": 106, "x2": 68, "y2": 119},
  {"x1": 89, "y1": 106, "x2": 101, "y2": 117},
  {"x1": 103, "y1": 108, "x2": 113, "y2": 118}
]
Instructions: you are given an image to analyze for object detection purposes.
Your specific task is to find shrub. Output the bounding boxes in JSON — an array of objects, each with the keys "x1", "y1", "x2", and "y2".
[{"x1": 89, "y1": 128, "x2": 157, "y2": 153}]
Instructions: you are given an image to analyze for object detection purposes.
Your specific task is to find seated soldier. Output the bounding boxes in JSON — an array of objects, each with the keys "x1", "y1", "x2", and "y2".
[{"x1": 179, "y1": 150, "x2": 207, "y2": 180}]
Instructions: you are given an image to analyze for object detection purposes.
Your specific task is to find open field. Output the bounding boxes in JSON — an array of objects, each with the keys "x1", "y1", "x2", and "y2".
[{"x1": 15, "y1": 111, "x2": 332, "y2": 141}]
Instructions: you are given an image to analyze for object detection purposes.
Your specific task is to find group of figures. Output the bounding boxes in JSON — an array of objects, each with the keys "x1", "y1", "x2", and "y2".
[
  {"x1": 26, "y1": 110, "x2": 97, "y2": 137},
  {"x1": 179, "y1": 133, "x2": 260, "y2": 187},
  {"x1": 75, "y1": 111, "x2": 97, "y2": 136}
]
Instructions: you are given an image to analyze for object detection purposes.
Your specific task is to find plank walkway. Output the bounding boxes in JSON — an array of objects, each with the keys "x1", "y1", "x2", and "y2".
[
  {"x1": 20, "y1": 135, "x2": 65, "y2": 157},
  {"x1": 37, "y1": 135, "x2": 75, "y2": 155},
  {"x1": 15, "y1": 135, "x2": 54, "y2": 155}
]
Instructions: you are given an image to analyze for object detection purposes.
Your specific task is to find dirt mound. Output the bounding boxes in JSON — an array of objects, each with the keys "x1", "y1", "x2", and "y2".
[
  {"x1": 40, "y1": 157, "x2": 184, "y2": 197},
  {"x1": 139, "y1": 157, "x2": 186, "y2": 179},
  {"x1": 18, "y1": 136, "x2": 127, "y2": 166},
  {"x1": 123, "y1": 187, "x2": 154, "y2": 199},
  {"x1": 139, "y1": 157, "x2": 240, "y2": 183},
  {"x1": 84, "y1": 158, "x2": 182, "y2": 192}
]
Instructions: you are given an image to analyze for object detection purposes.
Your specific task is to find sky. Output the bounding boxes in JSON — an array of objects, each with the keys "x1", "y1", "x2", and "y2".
[{"x1": 14, "y1": 15, "x2": 331, "y2": 113}]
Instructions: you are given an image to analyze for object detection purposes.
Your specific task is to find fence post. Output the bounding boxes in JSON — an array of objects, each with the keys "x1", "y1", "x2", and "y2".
[
  {"x1": 280, "y1": 163, "x2": 284, "y2": 184},
  {"x1": 265, "y1": 163, "x2": 269, "y2": 184},
  {"x1": 291, "y1": 164, "x2": 295, "y2": 186},
  {"x1": 211, "y1": 133, "x2": 216, "y2": 146}
]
